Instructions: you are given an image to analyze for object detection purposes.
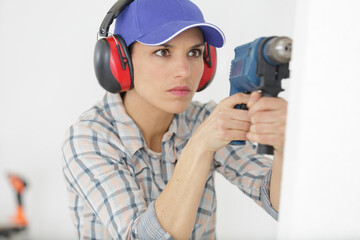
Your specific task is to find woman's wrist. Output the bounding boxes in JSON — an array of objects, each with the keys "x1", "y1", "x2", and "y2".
[{"x1": 187, "y1": 133, "x2": 216, "y2": 157}]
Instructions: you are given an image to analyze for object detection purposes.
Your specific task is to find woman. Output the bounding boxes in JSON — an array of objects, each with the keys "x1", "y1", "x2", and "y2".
[{"x1": 62, "y1": 0, "x2": 287, "y2": 239}]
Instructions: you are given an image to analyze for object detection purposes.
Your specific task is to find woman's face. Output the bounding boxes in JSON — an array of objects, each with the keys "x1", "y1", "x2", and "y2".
[{"x1": 128, "y1": 27, "x2": 205, "y2": 114}]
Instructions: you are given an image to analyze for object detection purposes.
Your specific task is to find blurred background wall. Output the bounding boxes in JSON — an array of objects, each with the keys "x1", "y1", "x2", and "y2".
[
  {"x1": 0, "y1": 0, "x2": 295, "y2": 239},
  {"x1": 278, "y1": 1, "x2": 360, "y2": 239}
]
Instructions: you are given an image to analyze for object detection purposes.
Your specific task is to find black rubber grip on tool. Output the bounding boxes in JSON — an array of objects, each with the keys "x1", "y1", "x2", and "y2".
[
  {"x1": 257, "y1": 143, "x2": 274, "y2": 155},
  {"x1": 230, "y1": 103, "x2": 249, "y2": 145}
]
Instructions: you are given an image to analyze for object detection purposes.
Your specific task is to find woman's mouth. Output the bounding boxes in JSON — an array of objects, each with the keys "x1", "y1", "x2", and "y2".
[{"x1": 167, "y1": 86, "x2": 191, "y2": 97}]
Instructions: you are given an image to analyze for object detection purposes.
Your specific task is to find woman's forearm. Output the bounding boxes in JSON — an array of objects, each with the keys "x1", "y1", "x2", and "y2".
[
  {"x1": 154, "y1": 137, "x2": 214, "y2": 240},
  {"x1": 269, "y1": 150, "x2": 283, "y2": 212}
]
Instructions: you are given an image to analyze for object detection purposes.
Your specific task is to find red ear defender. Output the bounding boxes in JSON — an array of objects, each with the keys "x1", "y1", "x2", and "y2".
[
  {"x1": 197, "y1": 43, "x2": 217, "y2": 92},
  {"x1": 94, "y1": 34, "x2": 134, "y2": 93}
]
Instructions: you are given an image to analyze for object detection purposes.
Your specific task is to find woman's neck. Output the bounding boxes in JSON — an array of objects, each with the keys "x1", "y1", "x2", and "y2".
[{"x1": 122, "y1": 91, "x2": 174, "y2": 152}]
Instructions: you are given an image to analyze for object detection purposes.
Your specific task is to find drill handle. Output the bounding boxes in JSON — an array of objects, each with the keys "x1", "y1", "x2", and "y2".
[
  {"x1": 256, "y1": 86, "x2": 278, "y2": 155},
  {"x1": 257, "y1": 143, "x2": 274, "y2": 155},
  {"x1": 230, "y1": 90, "x2": 251, "y2": 146}
]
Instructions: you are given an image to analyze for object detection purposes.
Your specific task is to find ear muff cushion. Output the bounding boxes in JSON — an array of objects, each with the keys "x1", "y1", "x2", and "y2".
[
  {"x1": 197, "y1": 44, "x2": 217, "y2": 92},
  {"x1": 94, "y1": 35, "x2": 134, "y2": 93},
  {"x1": 94, "y1": 39, "x2": 121, "y2": 93}
]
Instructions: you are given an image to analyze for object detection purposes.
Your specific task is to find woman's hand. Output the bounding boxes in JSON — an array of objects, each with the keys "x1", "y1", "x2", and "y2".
[
  {"x1": 192, "y1": 92, "x2": 251, "y2": 153},
  {"x1": 245, "y1": 92, "x2": 288, "y2": 211},
  {"x1": 247, "y1": 92, "x2": 287, "y2": 153},
  {"x1": 192, "y1": 91, "x2": 288, "y2": 154}
]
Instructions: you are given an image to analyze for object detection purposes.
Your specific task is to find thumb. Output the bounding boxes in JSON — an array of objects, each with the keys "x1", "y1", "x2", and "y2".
[{"x1": 247, "y1": 91, "x2": 261, "y2": 108}]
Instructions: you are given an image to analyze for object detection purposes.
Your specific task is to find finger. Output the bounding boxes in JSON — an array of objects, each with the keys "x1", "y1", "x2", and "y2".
[
  {"x1": 212, "y1": 104, "x2": 251, "y2": 122},
  {"x1": 210, "y1": 106, "x2": 250, "y2": 123},
  {"x1": 247, "y1": 132, "x2": 284, "y2": 148},
  {"x1": 227, "y1": 108, "x2": 251, "y2": 122},
  {"x1": 247, "y1": 91, "x2": 262, "y2": 108},
  {"x1": 226, "y1": 119, "x2": 251, "y2": 132},
  {"x1": 249, "y1": 122, "x2": 285, "y2": 135},
  {"x1": 248, "y1": 97, "x2": 287, "y2": 116},
  {"x1": 220, "y1": 92, "x2": 250, "y2": 108},
  {"x1": 250, "y1": 110, "x2": 287, "y2": 124},
  {"x1": 222, "y1": 129, "x2": 249, "y2": 142},
  {"x1": 210, "y1": 111, "x2": 250, "y2": 130}
]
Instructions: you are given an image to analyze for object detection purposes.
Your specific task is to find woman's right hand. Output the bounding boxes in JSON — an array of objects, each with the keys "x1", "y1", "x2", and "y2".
[{"x1": 191, "y1": 92, "x2": 251, "y2": 153}]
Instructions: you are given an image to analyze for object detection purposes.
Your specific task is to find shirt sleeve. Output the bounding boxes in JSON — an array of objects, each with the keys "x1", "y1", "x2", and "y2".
[
  {"x1": 260, "y1": 169, "x2": 279, "y2": 220},
  {"x1": 62, "y1": 121, "x2": 173, "y2": 239},
  {"x1": 214, "y1": 142, "x2": 279, "y2": 221}
]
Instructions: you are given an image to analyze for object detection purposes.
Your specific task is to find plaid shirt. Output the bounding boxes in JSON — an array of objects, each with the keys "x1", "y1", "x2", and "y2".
[{"x1": 62, "y1": 92, "x2": 278, "y2": 240}]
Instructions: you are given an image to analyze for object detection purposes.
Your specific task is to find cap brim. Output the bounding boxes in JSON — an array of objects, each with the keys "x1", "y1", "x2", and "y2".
[{"x1": 137, "y1": 21, "x2": 226, "y2": 48}]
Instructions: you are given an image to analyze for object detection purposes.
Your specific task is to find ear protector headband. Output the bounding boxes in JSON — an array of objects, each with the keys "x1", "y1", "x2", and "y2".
[{"x1": 94, "y1": 0, "x2": 217, "y2": 93}]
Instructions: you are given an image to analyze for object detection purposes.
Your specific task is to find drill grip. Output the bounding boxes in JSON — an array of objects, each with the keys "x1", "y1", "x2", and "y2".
[
  {"x1": 230, "y1": 93, "x2": 250, "y2": 146},
  {"x1": 257, "y1": 143, "x2": 274, "y2": 155},
  {"x1": 256, "y1": 90, "x2": 276, "y2": 155}
]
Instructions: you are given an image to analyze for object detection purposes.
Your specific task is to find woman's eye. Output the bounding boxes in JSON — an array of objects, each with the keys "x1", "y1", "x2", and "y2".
[
  {"x1": 155, "y1": 49, "x2": 170, "y2": 57},
  {"x1": 189, "y1": 49, "x2": 202, "y2": 58}
]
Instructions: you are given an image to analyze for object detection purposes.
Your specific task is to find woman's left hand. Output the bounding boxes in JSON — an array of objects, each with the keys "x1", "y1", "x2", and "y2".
[{"x1": 246, "y1": 92, "x2": 288, "y2": 153}]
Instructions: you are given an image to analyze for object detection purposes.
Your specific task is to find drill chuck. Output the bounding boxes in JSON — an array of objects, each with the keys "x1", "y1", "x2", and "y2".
[{"x1": 264, "y1": 36, "x2": 292, "y2": 64}]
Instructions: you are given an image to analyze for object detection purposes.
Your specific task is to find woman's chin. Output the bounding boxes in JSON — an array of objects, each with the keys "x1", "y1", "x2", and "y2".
[{"x1": 163, "y1": 100, "x2": 192, "y2": 114}]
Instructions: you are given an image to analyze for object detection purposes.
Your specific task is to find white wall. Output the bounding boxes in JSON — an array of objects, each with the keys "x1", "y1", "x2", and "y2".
[
  {"x1": 278, "y1": 1, "x2": 360, "y2": 239},
  {"x1": 0, "y1": 0, "x2": 295, "y2": 239}
]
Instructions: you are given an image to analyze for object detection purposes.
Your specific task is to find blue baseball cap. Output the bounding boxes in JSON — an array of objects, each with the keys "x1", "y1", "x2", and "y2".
[{"x1": 114, "y1": 0, "x2": 226, "y2": 48}]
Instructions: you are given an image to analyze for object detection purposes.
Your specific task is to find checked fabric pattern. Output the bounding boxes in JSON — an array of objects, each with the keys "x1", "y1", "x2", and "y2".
[{"x1": 62, "y1": 92, "x2": 277, "y2": 240}]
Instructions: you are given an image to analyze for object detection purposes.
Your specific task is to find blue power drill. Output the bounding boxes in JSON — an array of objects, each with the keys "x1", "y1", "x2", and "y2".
[{"x1": 229, "y1": 36, "x2": 292, "y2": 155}]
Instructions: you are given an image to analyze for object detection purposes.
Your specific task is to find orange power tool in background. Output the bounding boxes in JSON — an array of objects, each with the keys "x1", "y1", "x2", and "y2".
[
  {"x1": 8, "y1": 174, "x2": 28, "y2": 227},
  {"x1": 0, "y1": 174, "x2": 28, "y2": 238}
]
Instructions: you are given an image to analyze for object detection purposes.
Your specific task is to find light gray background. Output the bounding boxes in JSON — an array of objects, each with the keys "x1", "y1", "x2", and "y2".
[
  {"x1": 278, "y1": 1, "x2": 360, "y2": 239},
  {"x1": 0, "y1": 0, "x2": 295, "y2": 239}
]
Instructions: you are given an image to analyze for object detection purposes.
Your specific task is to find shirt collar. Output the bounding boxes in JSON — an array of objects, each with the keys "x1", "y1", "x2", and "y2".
[
  {"x1": 103, "y1": 92, "x2": 145, "y2": 156},
  {"x1": 103, "y1": 92, "x2": 192, "y2": 156},
  {"x1": 167, "y1": 112, "x2": 192, "y2": 140}
]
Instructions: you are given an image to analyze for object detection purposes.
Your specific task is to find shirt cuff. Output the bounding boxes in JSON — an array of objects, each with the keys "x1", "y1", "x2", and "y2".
[
  {"x1": 260, "y1": 169, "x2": 279, "y2": 221},
  {"x1": 137, "y1": 201, "x2": 174, "y2": 240}
]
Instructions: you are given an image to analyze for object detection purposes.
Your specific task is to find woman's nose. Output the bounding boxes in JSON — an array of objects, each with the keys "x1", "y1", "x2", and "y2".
[{"x1": 174, "y1": 56, "x2": 191, "y2": 79}]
